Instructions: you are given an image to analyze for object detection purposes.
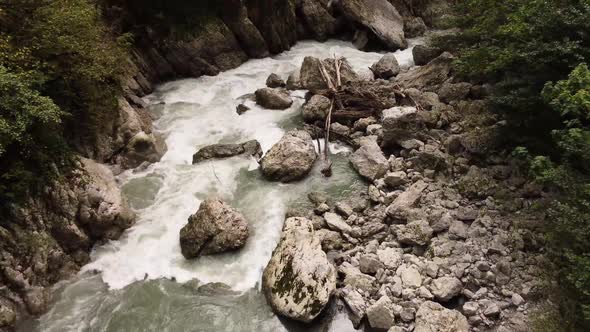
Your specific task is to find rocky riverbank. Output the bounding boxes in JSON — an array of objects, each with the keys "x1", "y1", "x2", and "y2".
[{"x1": 256, "y1": 40, "x2": 547, "y2": 332}]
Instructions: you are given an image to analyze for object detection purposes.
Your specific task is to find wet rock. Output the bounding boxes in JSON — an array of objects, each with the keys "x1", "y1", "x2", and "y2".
[
  {"x1": 192, "y1": 140, "x2": 263, "y2": 164},
  {"x1": 396, "y1": 220, "x2": 434, "y2": 246},
  {"x1": 0, "y1": 302, "x2": 16, "y2": 327},
  {"x1": 350, "y1": 139, "x2": 389, "y2": 181},
  {"x1": 337, "y1": 0, "x2": 407, "y2": 50},
  {"x1": 367, "y1": 296, "x2": 396, "y2": 330},
  {"x1": 415, "y1": 301, "x2": 469, "y2": 332},
  {"x1": 299, "y1": 0, "x2": 338, "y2": 41},
  {"x1": 412, "y1": 45, "x2": 443, "y2": 66},
  {"x1": 24, "y1": 287, "x2": 49, "y2": 315},
  {"x1": 255, "y1": 88, "x2": 293, "y2": 109},
  {"x1": 404, "y1": 17, "x2": 427, "y2": 38},
  {"x1": 236, "y1": 103, "x2": 250, "y2": 115},
  {"x1": 179, "y1": 198, "x2": 249, "y2": 258},
  {"x1": 260, "y1": 130, "x2": 317, "y2": 182},
  {"x1": 430, "y1": 277, "x2": 463, "y2": 302},
  {"x1": 370, "y1": 54, "x2": 400, "y2": 79},
  {"x1": 78, "y1": 158, "x2": 136, "y2": 239},
  {"x1": 302, "y1": 95, "x2": 331, "y2": 122},
  {"x1": 300, "y1": 56, "x2": 359, "y2": 92},
  {"x1": 263, "y1": 217, "x2": 336, "y2": 323},
  {"x1": 116, "y1": 131, "x2": 167, "y2": 169},
  {"x1": 286, "y1": 70, "x2": 302, "y2": 90},
  {"x1": 266, "y1": 73, "x2": 286, "y2": 88}
]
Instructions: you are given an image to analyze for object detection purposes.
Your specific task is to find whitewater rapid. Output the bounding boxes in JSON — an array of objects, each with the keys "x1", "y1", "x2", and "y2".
[{"x1": 26, "y1": 39, "x2": 421, "y2": 332}]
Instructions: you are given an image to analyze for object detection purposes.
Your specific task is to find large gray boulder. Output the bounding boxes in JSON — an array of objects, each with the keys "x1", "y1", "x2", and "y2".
[
  {"x1": 381, "y1": 106, "x2": 423, "y2": 148},
  {"x1": 255, "y1": 88, "x2": 293, "y2": 109},
  {"x1": 412, "y1": 45, "x2": 443, "y2": 66},
  {"x1": 263, "y1": 217, "x2": 336, "y2": 323},
  {"x1": 192, "y1": 140, "x2": 263, "y2": 164},
  {"x1": 260, "y1": 130, "x2": 317, "y2": 182},
  {"x1": 350, "y1": 139, "x2": 389, "y2": 181},
  {"x1": 430, "y1": 277, "x2": 463, "y2": 302},
  {"x1": 300, "y1": 56, "x2": 359, "y2": 92},
  {"x1": 337, "y1": 0, "x2": 407, "y2": 50},
  {"x1": 370, "y1": 54, "x2": 400, "y2": 79},
  {"x1": 414, "y1": 301, "x2": 469, "y2": 332},
  {"x1": 179, "y1": 198, "x2": 249, "y2": 259}
]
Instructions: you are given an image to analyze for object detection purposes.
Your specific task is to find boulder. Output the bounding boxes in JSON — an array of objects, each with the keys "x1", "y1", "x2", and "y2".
[
  {"x1": 262, "y1": 217, "x2": 336, "y2": 323},
  {"x1": 412, "y1": 45, "x2": 443, "y2": 66},
  {"x1": 350, "y1": 140, "x2": 389, "y2": 181},
  {"x1": 266, "y1": 73, "x2": 286, "y2": 88},
  {"x1": 337, "y1": 0, "x2": 407, "y2": 50},
  {"x1": 415, "y1": 301, "x2": 469, "y2": 332},
  {"x1": 286, "y1": 70, "x2": 302, "y2": 90},
  {"x1": 404, "y1": 17, "x2": 427, "y2": 38},
  {"x1": 221, "y1": 4, "x2": 269, "y2": 58},
  {"x1": 366, "y1": 296, "x2": 396, "y2": 330},
  {"x1": 438, "y1": 81, "x2": 472, "y2": 103},
  {"x1": 381, "y1": 106, "x2": 423, "y2": 148},
  {"x1": 324, "y1": 212, "x2": 353, "y2": 234},
  {"x1": 192, "y1": 140, "x2": 263, "y2": 164},
  {"x1": 386, "y1": 180, "x2": 428, "y2": 220},
  {"x1": 116, "y1": 131, "x2": 167, "y2": 169},
  {"x1": 299, "y1": 0, "x2": 338, "y2": 41},
  {"x1": 255, "y1": 88, "x2": 293, "y2": 109},
  {"x1": 430, "y1": 277, "x2": 463, "y2": 301},
  {"x1": 260, "y1": 130, "x2": 317, "y2": 182},
  {"x1": 300, "y1": 56, "x2": 359, "y2": 92},
  {"x1": 341, "y1": 287, "x2": 367, "y2": 326},
  {"x1": 179, "y1": 198, "x2": 249, "y2": 258},
  {"x1": 370, "y1": 54, "x2": 400, "y2": 79},
  {"x1": 396, "y1": 52, "x2": 454, "y2": 90},
  {"x1": 236, "y1": 103, "x2": 250, "y2": 115},
  {"x1": 302, "y1": 95, "x2": 331, "y2": 122}
]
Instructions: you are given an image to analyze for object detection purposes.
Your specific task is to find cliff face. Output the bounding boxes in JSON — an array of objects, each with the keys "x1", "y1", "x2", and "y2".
[{"x1": 0, "y1": 0, "x2": 452, "y2": 330}]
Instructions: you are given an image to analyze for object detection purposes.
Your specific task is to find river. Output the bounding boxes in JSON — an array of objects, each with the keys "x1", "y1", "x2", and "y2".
[{"x1": 21, "y1": 39, "x2": 420, "y2": 332}]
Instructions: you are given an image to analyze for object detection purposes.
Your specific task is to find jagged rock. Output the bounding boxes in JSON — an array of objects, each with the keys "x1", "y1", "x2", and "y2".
[
  {"x1": 381, "y1": 106, "x2": 423, "y2": 148},
  {"x1": 367, "y1": 296, "x2": 396, "y2": 330},
  {"x1": 116, "y1": 131, "x2": 167, "y2": 169},
  {"x1": 396, "y1": 52, "x2": 454, "y2": 90},
  {"x1": 415, "y1": 301, "x2": 469, "y2": 332},
  {"x1": 262, "y1": 217, "x2": 336, "y2": 323},
  {"x1": 360, "y1": 254, "x2": 383, "y2": 275},
  {"x1": 23, "y1": 287, "x2": 49, "y2": 315},
  {"x1": 324, "y1": 212, "x2": 353, "y2": 235},
  {"x1": 236, "y1": 103, "x2": 250, "y2": 115},
  {"x1": 396, "y1": 220, "x2": 434, "y2": 246},
  {"x1": 449, "y1": 220, "x2": 468, "y2": 240},
  {"x1": 78, "y1": 158, "x2": 136, "y2": 239},
  {"x1": 386, "y1": 180, "x2": 428, "y2": 220},
  {"x1": 431, "y1": 277, "x2": 463, "y2": 302},
  {"x1": 255, "y1": 88, "x2": 293, "y2": 109},
  {"x1": 179, "y1": 198, "x2": 249, "y2": 258},
  {"x1": 192, "y1": 140, "x2": 262, "y2": 164},
  {"x1": 299, "y1": 0, "x2": 338, "y2": 41},
  {"x1": 354, "y1": 117, "x2": 378, "y2": 131},
  {"x1": 341, "y1": 287, "x2": 367, "y2": 326},
  {"x1": 303, "y1": 95, "x2": 331, "y2": 122},
  {"x1": 221, "y1": 4, "x2": 269, "y2": 58},
  {"x1": 331, "y1": 122, "x2": 351, "y2": 136},
  {"x1": 260, "y1": 130, "x2": 317, "y2": 182},
  {"x1": 370, "y1": 54, "x2": 400, "y2": 79},
  {"x1": 335, "y1": 202, "x2": 354, "y2": 218},
  {"x1": 337, "y1": 0, "x2": 407, "y2": 50},
  {"x1": 350, "y1": 139, "x2": 389, "y2": 181},
  {"x1": 316, "y1": 229, "x2": 344, "y2": 251},
  {"x1": 0, "y1": 302, "x2": 16, "y2": 327},
  {"x1": 412, "y1": 45, "x2": 443, "y2": 66},
  {"x1": 398, "y1": 265, "x2": 423, "y2": 287},
  {"x1": 384, "y1": 171, "x2": 407, "y2": 188},
  {"x1": 377, "y1": 247, "x2": 404, "y2": 270},
  {"x1": 404, "y1": 17, "x2": 427, "y2": 38},
  {"x1": 300, "y1": 56, "x2": 359, "y2": 92},
  {"x1": 266, "y1": 73, "x2": 286, "y2": 88},
  {"x1": 463, "y1": 301, "x2": 479, "y2": 316},
  {"x1": 286, "y1": 70, "x2": 302, "y2": 90}
]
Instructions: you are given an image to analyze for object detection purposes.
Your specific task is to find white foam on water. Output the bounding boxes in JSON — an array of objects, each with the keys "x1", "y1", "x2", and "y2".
[{"x1": 81, "y1": 39, "x2": 420, "y2": 291}]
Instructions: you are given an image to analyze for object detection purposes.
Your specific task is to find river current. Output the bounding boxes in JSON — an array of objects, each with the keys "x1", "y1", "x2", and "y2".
[{"x1": 22, "y1": 39, "x2": 420, "y2": 332}]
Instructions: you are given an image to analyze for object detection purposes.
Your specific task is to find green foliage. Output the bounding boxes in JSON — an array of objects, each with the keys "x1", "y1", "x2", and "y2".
[
  {"x1": 436, "y1": 0, "x2": 590, "y2": 147},
  {"x1": 0, "y1": 0, "x2": 128, "y2": 206}
]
